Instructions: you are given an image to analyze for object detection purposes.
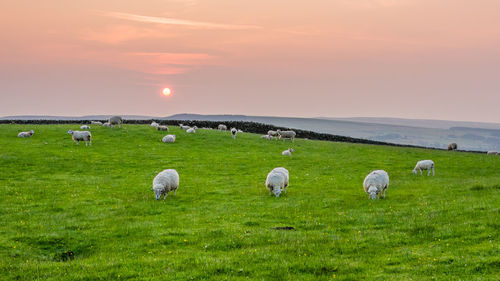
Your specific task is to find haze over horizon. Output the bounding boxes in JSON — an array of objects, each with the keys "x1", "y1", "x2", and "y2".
[{"x1": 1, "y1": 0, "x2": 500, "y2": 123}]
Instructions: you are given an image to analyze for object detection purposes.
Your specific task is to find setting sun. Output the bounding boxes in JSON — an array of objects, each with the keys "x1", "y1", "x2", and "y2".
[{"x1": 162, "y1": 88, "x2": 171, "y2": 96}]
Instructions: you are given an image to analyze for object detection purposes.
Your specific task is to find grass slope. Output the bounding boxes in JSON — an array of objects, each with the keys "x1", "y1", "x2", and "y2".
[{"x1": 0, "y1": 125, "x2": 499, "y2": 280}]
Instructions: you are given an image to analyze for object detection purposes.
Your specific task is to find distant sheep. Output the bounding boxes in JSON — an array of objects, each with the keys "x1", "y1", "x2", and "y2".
[
  {"x1": 91, "y1": 121, "x2": 102, "y2": 125},
  {"x1": 218, "y1": 124, "x2": 227, "y2": 131},
  {"x1": 261, "y1": 135, "x2": 272, "y2": 140},
  {"x1": 102, "y1": 122, "x2": 112, "y2": 127},
  {"x1": 265, "y1": 169, "x2": 286, "y2": 197},
  {"x1": 67, "y1": 130, "x2": 92, "y2": 146},
  {"x1": 179, "y1": 124, "x2": 191, "y2": 130},
  {"x1": 17, "y1": 130, "x2": 34, "y2": 138},
  {"x1": 267, "y1": 130, "x2": 278, "y2": 139},
  {"x1": 162, "y1": 134, "x2": 176, "y2": 143},
  {"x1": 277, "y1": 130, "x2": 296, "y2": 142},
  {"x1": 447, "y1": 143, "x2": 457, "y2": 151},
  {"x1": 152, "y1": 169, "x2": 179, "y2": 200},
  {"x1": 186, "y1": 127, "x2": 196, "y2": 134},
  {"x1": 230, "y1": 128, "x2": 237, "y2": 139},
  {"x1": 80, "y1": 125, "x2": 90, "y2": 130},
  {"x1": 363, "y1": 170, "x2": 389, "y2": 200},
  {"x1": 237, "y1": 129, "x2": 243, "y2": 133},
  {"x1": 108, "y1": 116, "x2": 123, "y2": 128},
  {"x1": 487, "y1": 151, "x2": 499, "y2": 155},
  {"x1": 151, "y1": 121, "x2": 159, "y2": 128},
  {"x1": 412, "y1": 160, "x2": 435, "y2": 176},
  {"x1": 282, "y1": 148, "x2": 295, "y2": 156},
  {"x1": 157, "y1": 125, "x2": 169, "y2": 131}
]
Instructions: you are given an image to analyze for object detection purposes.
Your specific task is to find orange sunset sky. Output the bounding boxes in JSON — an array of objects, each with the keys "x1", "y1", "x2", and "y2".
[{"x1": 1, "y1": 0, "x2": 499, "y2": 122}]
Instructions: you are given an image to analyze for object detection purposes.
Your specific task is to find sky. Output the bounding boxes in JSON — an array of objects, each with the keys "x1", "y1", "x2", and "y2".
[{"x1": 1, "y1": 0, "x2": 499, "y2": 122}]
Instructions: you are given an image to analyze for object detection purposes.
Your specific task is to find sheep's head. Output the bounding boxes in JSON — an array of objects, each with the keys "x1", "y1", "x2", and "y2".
[
  {"x1": 152, "y1": 185, "x2": 163, "y2": 200},
  {"x1": 289, "y1": 148, "x2": 295, "y2": 152},
  {"x1": 412, "y1": 169, "x2": 418, "y2": 175},
  {"x1": 67, "y1": 130, "x2": 73, "y2": 135},
  {"x1": 272, "y1": 186, "x2": 282, "y2": 197},
  {"x1": 367, "y1": 186, "x2": 378, "y2": 200}
]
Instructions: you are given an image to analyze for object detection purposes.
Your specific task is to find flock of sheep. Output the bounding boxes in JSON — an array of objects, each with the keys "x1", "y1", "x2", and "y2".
[{"x1": 15, "y1": 116, "x2": 499, "y2": 200}]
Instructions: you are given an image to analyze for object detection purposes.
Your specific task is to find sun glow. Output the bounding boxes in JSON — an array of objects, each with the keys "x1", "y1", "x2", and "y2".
[{"x1": 162, "y1": 88, "x2": 171, "y2": 96}]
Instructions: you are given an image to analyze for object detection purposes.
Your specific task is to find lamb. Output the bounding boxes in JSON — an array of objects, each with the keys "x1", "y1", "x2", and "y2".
[
  {"x1": 80, "y1": 125, "x2": 90, "y2": 130},
  {"x1": 152, "y1": 169, "x2": 179, "y2": 200},
  {"x1": 91, "y1": 121, "x2": 102, "y2": 125},
  {"x1": 282, "y1": 148, "x2": 295, "y2": 156},
  {"x1": 102, "y1": 122, "x2": 112, "y2": 127},
  {"x1": 412, "y1": 160, "x2": 435, "y2": 176},
  {"x1": 17, "y1": 130, "x2": 34, "y2": 138},
  {"x1": 162, "y1": 134, "x2": 176, "y2": 143},
  {"x1": 157, "y1": 125, "x2": 169, "y2": 131},
  {"x1": 363, "y1": 170, "x2": 389, "y2": 200},
  {"x1": 179, "y1": 124, "x2": 191, "y2": 130},
  {"x1": 67, "y1": 130, "x2": 92, "y2": 146},
  {"x1": 151, "y1": 121, "x2": 159, "y2": 128},
  {"x1": 230, "y1": 128, "x2": 237, "y2": 139},
  {"x1": 267, "y1": 130, "x2": 279, "y2": 139},
  {"x1": 447, "y1": 142, "x2": 458, "y2": 151},
  {"x1": 265, "y1": 169, "x2": 286, "y2": 197},
  {"x1": 186, "y1": 127, "x2": 196, "y2": 133},
  {"x1": 218, "y1": 124, "x2": 227, "y2": 131},
  {"x1": 487, "y1": 151, "x2": 499, "y2": 155},
  {"x1": 261, "y1": 135, "x2": 272, "y2": 140},
  {"x1": 277, "y1": 130, "x2": 296, "y2": 142},
  {"x1": 108, "y1": 116, "x2": 123, "y2": 128},
  {"x1": 272, "y1": 167, "x2": 289, "y2": 193}
]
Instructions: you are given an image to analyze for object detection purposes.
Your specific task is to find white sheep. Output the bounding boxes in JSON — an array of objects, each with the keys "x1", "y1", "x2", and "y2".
[
  {"x1": 17, "y1": 130, "x2": 34, "y2": 138},
  {"x1": 282, "y1": 148, "x2": 295, "y2": 156},
  {"x1": 162, "y1": 134, "x2": 176, "y2": 143},
  {"x1": 186, "y1": 127, "x2": 196, "y2": 134},
  {"x1": 109, "y1": 116, "x2": 123, "y2": 128},
  {"x1": 237, "y1": 129, "x2": 243, "y2": 133},
  {"x1": 230, "y1": 128, "x2": 237, "y2": 139},
  {"x1": 261, "y1": 135, "x2": 272, "y2": 140},
  {"x1": 272, "y1": 167, "x2": 289, "y2": 193},
  {"x1": 447, "y1": 143, "x2": 458, "y2": 151},
  {"x1": 67, "y1": 130, "x2": 92, "y2": 146},
  {"x1": 267, "y1": 130, "x2": 278, "y2": 140},
  {"x1": 102, "y1": 122, "x2": 112, "y2": 127},
  {"x1": 91, "y1": 121, "x2": 102, "y2": 125},
  {"x1": 265, "y1": 170, "x2": 286, "y2": 197},
  {"x1": 151, "y1": 121, "x2": 159, "y2": 128},
  {"x1": 80, "y1": 125, "x2": 90, "y2": 130},
  {"x1": 218, "y1": 124, "x2": 227, "y2": 131},
  {"x1": 157, "y1": 125, "x2": 169, "y2": 131},
  {"x1": 180, "y1": 124, "x2": 191, "y2": 130},
  {"x1": 152, "y1": 169, "x2": 179, "y2": 200},
  {"x1": 363, "y1": 170, "x2": 389, "y2": 200},
  {"x1": 412, "y1": 160, "x2": 435, "y2": 176},
  {"x1": 277, "y1": 130, "x2": 296, "y2": 142},
  {"x1": 487, "y1": 151, "x2": 499, "y2": 155}
]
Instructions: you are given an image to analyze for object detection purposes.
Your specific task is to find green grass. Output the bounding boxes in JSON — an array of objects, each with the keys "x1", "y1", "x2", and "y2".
[{"x1": 0, "y1": 124, "x2": 499, "y2": 280}]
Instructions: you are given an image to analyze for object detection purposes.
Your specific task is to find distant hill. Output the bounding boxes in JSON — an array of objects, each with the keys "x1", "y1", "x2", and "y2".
[{"x1": 3, "y1": 114, "x2": 500, "y2": 151}]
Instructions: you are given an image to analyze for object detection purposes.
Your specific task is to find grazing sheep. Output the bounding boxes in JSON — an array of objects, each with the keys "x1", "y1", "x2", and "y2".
[
  {"x1": 152, "y1": 169, "x2": 179, "y2": 200},
  {"x1": 282, "y1": 148, "x2": 295, "y2": 156},
  {"x1": 80, "y1": 125, "x2": 90, "y2": 130},
  {"x1": 91, "y1": 121, "x2": 102, "y2": 125},
  {"x1": 180, "y1": 124, "x2": 191, "y2": 130},
  {"x1": 265, "y1": 170, "x2": 286, "y2": 197},
  {"x1": 218, "y1": 124, "x2": 227, "y2": 131},
  {"x1": 487, "y1": 151, "x2": 499, "y2": 155},
  {"x1": 102, "y1": 122, "x2": 112, "y2": 127},
  {"x1": 267, "y1": 130, "x2": 279, "y2": 140},
  {"x1": 363, "y1": 170, "x2": 389, "y2": 200},
  {"x1": 162, "y1": 134, "x2": 176, "y2": 143},
  {"x1": 277, "y1": 130, "x2": 296, "y2": 142},
  {"x1": 272, "y1": 167, "x2": 289, "y2": 193},
  {"x1": 186, "y1": 127, "x2": 196, "y2": 134},
  {"x1": 17, "y1": 130, "x2": 34, "y2": 138},
  {"x1": 67, "y1": 130, "x2": 92, "y2": 146},
  {"x1": 237, "y1": 129, "x2": 243, "y2": 133},
  {"x1": 412, "y1": 160, "x2": 435, "y2": 176},
  {"x1": 157, "y1": 125, "x2": 169, "y2": 131},
  {"x1": 230, "y1": 128, "x2": 237, "y2": 139},
  {"x1": 108, "y1": 116, "x2": 123, "y2": 128},
  {"x1": 151, "y1": 121, "x2": 159, "y2": 128},
  {"x1": 261, "y1": 135, "x2": 272, "y2": 140},
  {"x1": 447, "y1": 142, "x2": 458, "y2": 151}
]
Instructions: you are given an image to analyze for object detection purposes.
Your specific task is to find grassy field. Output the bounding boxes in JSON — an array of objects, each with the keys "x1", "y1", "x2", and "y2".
[{"x1": 0, "y1": 124, "x2": 499, "y2": 280}]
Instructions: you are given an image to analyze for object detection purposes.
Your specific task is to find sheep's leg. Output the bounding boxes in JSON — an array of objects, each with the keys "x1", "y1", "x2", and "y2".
[
  {"x1": 164, "y1": 193, "x2": 168, "y2": 199},
  {"x1": 174, "y1": 189, "x2": 177, "y2": 196},
  {"x1": 419, "y1": 169, "x2": 422, "y2": 175},
  {"x1": 427, "y1": 169, "x2": 430, "y2": 176},
  {"x1": 432, "y1": 167, "x2": 435, "y2": 176},
  {"x1": 383, "y1": 188, "x2": 386, "y2": 199}
]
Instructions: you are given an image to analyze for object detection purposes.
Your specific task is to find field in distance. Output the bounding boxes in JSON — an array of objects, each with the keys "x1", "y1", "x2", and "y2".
[{"x1": 0, "y1": 124, "x2": 498, "y2": 280}]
